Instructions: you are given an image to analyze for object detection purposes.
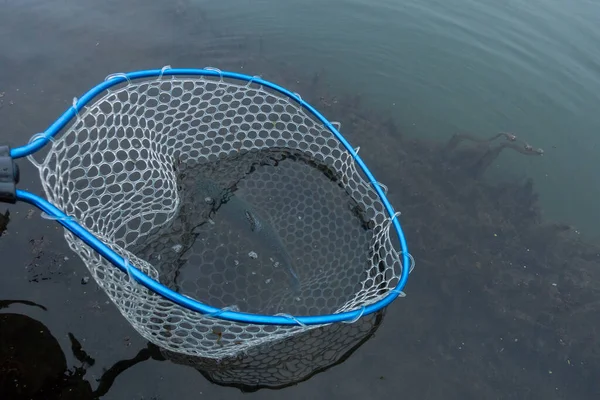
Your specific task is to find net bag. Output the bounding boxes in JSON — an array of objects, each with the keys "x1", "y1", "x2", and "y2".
[
  {"x1": 161, "y1": 309, "x2": 385, "y2": 390},
  {"x1": 11, "y1": 67, "x2": 412, "y2": 361}
]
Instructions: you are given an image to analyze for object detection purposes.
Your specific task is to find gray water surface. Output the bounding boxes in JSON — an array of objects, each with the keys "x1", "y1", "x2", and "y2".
[{"x1": 1, "y1": 0, "x2": 599, "y2": 399}]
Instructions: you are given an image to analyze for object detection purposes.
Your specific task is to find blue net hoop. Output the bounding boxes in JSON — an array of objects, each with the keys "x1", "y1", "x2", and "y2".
[{"x1": 5, "y1": 67, "x2": 412, "y2": 358}]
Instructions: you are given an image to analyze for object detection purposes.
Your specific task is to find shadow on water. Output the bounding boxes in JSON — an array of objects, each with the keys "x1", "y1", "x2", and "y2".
[{"x1": 0, "y1": 298, "x2": 163, "y2": 399}]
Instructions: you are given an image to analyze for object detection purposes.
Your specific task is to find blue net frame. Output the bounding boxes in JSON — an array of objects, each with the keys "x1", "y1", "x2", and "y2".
[{"x1": 9, "y1": 67, "x2": 411, "y2": 326}]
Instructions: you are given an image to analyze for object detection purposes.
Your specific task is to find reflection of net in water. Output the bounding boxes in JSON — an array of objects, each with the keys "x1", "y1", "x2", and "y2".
[
  {"x1": 160, "y1": 309, "x2": 385, "y2": 391},
  {"x1": 24, "y1": 69, "x2": 409, "y2": 361}
]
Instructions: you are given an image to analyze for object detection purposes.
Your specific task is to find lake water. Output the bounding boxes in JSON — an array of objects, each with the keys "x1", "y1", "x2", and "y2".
[
  {"x1": 1, "y1": 0, "x2": 599, "y2": 398},
  {"x1": 199, "y1": 0, "x2": 600, "y2": 240}
]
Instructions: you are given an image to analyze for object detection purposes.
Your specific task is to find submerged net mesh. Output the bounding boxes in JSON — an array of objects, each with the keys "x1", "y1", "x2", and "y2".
[
  {"x1": 32, "y1": 74, "x2": 404, "y2": 359},
  {"x1": 160, "y1": 309, "x2": 385, "y2": 390}
]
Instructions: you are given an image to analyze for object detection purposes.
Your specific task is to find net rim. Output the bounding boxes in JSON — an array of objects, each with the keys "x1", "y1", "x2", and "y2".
[{"x1": 11, "y1": 67, "x2": 411, "y2": 326}]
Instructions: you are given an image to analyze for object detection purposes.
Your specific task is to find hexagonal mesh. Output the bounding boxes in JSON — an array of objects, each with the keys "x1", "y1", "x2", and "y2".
[
  {"x1": 33, "y1": 75, "x2": 404, "y2": 359},
  {"x1": 159, "y1": 310, "x2": 385, "y2": 390}
]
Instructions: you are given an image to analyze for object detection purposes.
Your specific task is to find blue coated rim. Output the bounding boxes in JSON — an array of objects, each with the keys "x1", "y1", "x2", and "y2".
[{"x1": 11, "y1": 67, "x2": 411, "y2": 326}]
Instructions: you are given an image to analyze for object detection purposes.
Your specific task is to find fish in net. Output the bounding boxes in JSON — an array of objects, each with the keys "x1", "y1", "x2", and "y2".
[{"x1": 0, "y1": 67, "x2": 413, "y2": 364}]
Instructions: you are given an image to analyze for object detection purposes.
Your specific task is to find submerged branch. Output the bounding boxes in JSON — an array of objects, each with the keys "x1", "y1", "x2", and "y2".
[
  {"x1": 442, "y1": 131, "x2": 544, "y2": 177},
  {"x1": 445, "y1": 132, "x2": 518, "y2": 152},
  {"x1": 472, "y1": 141, "x2": 544, "y2": 177}
]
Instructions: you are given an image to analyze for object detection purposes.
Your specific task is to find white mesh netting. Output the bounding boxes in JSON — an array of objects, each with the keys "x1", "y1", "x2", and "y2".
[
  {"x1": 32, "y1": 74, "x2": 405, "y2": 360},
  {"x1": 159, "y1": 309, "x2": 385, "y2": 389}
]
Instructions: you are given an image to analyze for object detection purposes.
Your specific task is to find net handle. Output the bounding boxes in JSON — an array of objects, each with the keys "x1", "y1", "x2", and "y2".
[{"x1": 9, "y1": 67, "x2": 412, "y2": 326}]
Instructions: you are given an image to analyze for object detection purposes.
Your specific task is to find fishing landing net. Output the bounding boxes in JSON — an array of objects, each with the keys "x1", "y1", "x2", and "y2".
[{"x1": 1, "y1": 68, "x2": 412, "y2": 363}]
